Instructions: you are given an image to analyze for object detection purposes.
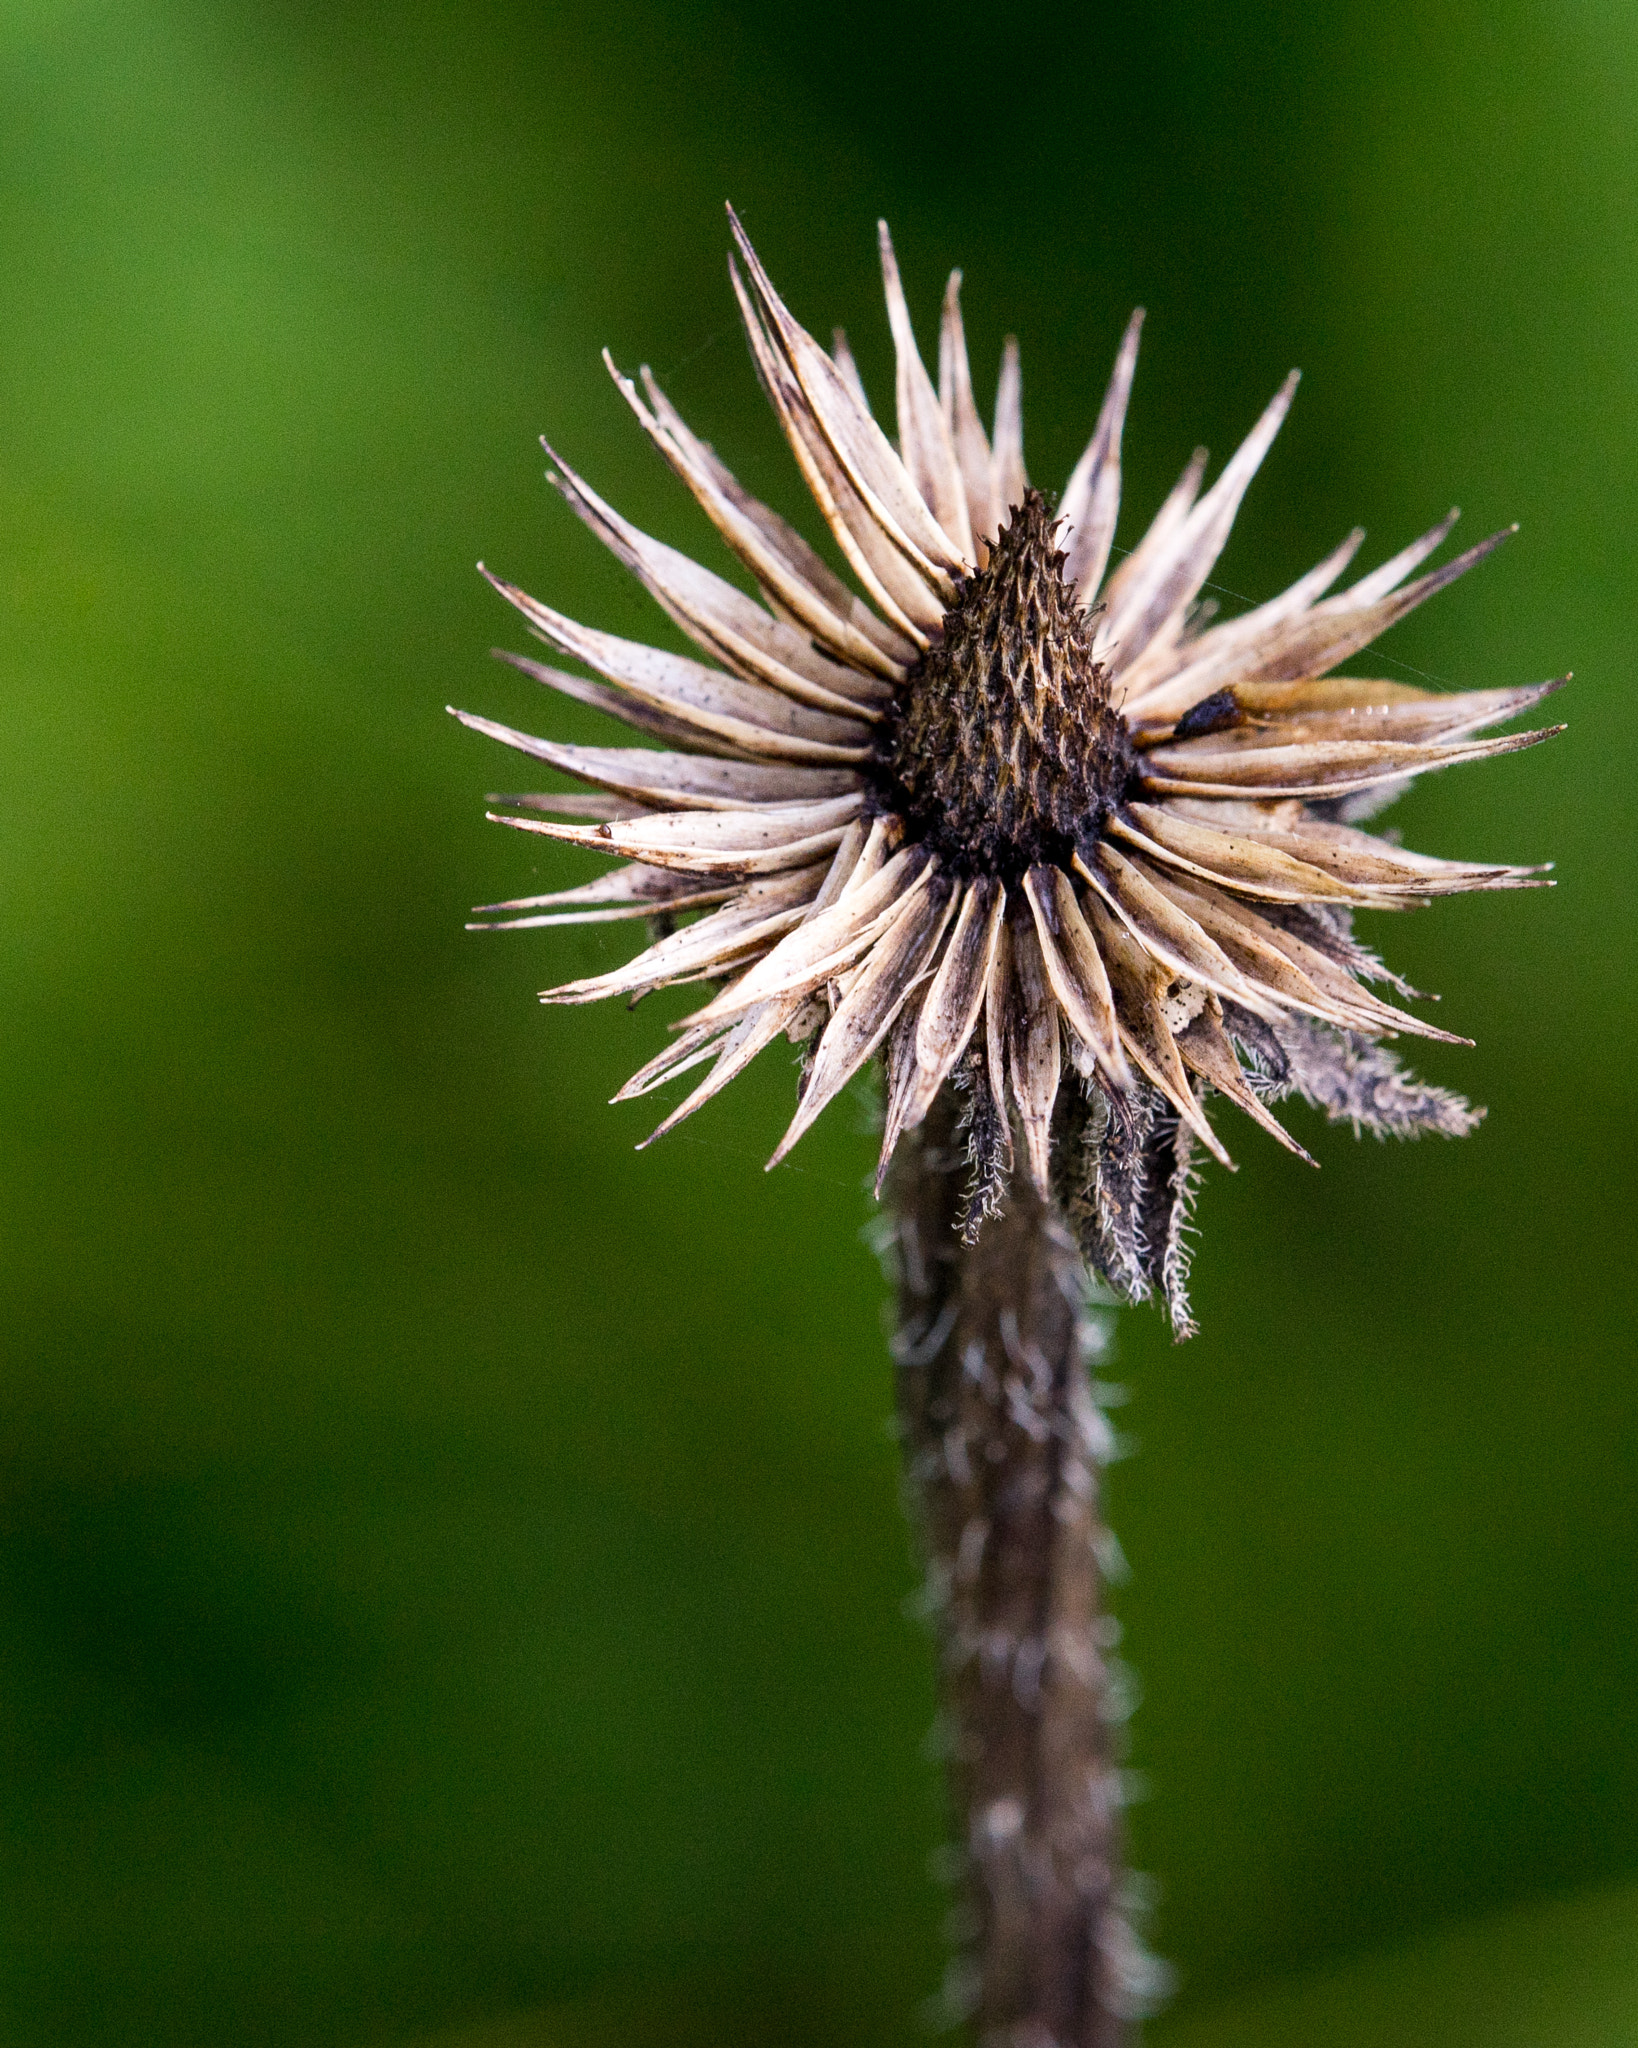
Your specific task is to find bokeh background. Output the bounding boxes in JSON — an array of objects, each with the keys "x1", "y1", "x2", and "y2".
[{"x1": 2, "y1": 0, "x2": 1634, "y2": 2042}]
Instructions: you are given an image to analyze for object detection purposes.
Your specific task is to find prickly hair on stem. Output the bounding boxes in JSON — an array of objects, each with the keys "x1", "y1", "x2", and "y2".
[{"x1": 888, "y1": 1089, "x2": 1172, "y2": 2045}]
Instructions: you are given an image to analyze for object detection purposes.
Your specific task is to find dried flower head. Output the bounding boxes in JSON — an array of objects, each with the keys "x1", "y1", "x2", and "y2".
[{"x1": 456, "y1": 208, "x2": 1560, "y2": 1332}]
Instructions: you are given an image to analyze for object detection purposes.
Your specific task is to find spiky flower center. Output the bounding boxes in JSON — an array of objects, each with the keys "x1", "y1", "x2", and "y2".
[{"x1": 878, "y1": 492, "x2": 1133, "y2": 882}]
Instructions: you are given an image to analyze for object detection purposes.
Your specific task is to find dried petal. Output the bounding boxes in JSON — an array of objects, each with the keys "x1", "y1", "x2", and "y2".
[
  {"x1": 879, "y1": 221, "x2": 975, "y2": 562},
  {"x1": 939, "y1": 272, "x2": 998, "y2": 549},
  {"x1": 1059, "y1": 308, "x2": 1144, "y2": 606}
]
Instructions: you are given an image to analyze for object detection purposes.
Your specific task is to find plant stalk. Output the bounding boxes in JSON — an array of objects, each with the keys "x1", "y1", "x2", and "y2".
[{"x1": 889, "y1": 1090, "x2": 1140, "y2": 2048}]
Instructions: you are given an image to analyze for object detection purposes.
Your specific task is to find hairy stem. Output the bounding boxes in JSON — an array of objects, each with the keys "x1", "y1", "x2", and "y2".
[{"x1": 889, "y1": 1090, "x2": 1142, "y2": 2048}]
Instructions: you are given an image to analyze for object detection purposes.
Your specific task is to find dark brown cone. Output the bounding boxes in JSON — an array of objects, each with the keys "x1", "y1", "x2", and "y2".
[
  {"x1": 890, "y1": 1089, "x2": 1134, "y2": 2048},
  {"x1": 883, "y1": 492, "x2": 1132, "y2": 883}
]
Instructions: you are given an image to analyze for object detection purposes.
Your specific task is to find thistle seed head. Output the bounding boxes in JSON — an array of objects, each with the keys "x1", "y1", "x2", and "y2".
[
  {"x1": 453, "y1": 207, "x2": 1562, "y2": 1331},
  {"x1": 882, "y1": 492, "x2": 1133, "y2": 883}
]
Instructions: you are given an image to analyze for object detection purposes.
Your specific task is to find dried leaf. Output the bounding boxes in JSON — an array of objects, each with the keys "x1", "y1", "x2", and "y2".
[
  {"x1": 494, "y1": 792, "x2": 865, "y2": 875},
  {"x1": 1139, "y1": 723, "x2": 1561, "y2": 800},
  {"x1": 729, "y1": 257, "x2": 945, "y2": 640},
  {"x1": 541, "y1": 865, "x2": 831, "y2": 1006},
  {"x1": 686, "y1": 845, "x2": 934, "y2": 1023}
]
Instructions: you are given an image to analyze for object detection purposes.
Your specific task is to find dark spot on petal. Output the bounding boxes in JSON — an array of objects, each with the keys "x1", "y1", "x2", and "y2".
[{"x1": 1171, "y1": 688, "x2": 1242, "y2": 740}]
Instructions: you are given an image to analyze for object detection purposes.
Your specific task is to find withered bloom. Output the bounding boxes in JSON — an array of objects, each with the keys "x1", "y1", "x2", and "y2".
[
  {"x1": 457, "y1": 213, "x2": 1559, "y2": 2046},
  {"x1": 457, "y1": 208, "x2": 1558, "y2": 1335}
]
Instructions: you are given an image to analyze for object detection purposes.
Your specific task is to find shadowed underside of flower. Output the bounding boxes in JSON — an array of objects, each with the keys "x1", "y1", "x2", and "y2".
[{"x1": 454, "y1": 206, "x2": 1561, "y2": 1333}]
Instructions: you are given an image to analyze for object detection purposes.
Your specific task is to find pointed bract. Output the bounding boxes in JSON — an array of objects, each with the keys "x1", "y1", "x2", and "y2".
[{"x1": 1060, "y1": 309, "x2": 1144, "y2": 605}]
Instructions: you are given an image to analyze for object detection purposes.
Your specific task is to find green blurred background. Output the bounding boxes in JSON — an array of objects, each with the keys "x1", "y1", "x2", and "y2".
[{"x1": 1, "y1": 0, "x2": 1634, "y2": 2041}]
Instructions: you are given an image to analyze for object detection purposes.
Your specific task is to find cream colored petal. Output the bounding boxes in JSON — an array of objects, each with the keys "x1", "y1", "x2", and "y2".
[
  {"x1": 470, "y1": 876, "x2": 736, "y2": 932},
  {"x1": 901, "y1": 876, "x2": 1005, "y2": 1131},
  {"x1": 1207, "y1": 675, "x2": 1566, "y2": 749},
  {"x1": 727, "y1": 207, "x2": 965, "y2": 593},
  {"x1": 492, "y1": 646, "x2": 750, "y2": 757},
  {"x1": 496, "y1": 792, "x2": 864, "y2": 876},
  {"x1": 1021, "y1": 865, "x2": 1131, "y2": 1089},
  {"x1": 638, "y1": 996, "x2": 811, "y2": 1149},
  {"x1": 1098, "y1": 373, "x2": 1300, "y2": 678},
  {"x1": 991, "y1": 336, "x2": 1027, "y2": 516},
  {"x1": 1112, "y1": 802, "x2": 1395, "y2": 906},
  {"x1": 450, "y1": 710, "x2": 861, "y2": 811},
  {"x1": 1005, "y1": 904, "x2": 1061, "y2": 1198},
  {"x1": 1141, "y1": 673, "x2": 1564, "y2": 749},
  {"x1": 1114, "y1": 510, "x2": 1471, "y2": 719},
  {"x1": 686, "y1": 844, "x2": 934, "y2": 1024},
  {"x1": 1058, "y1": 308, "x2": 1144, "y2": 607},
  {"x1": 634, "y1": 378, "x2": 910, "y2": 680},
  {"x1": 1096, "y1": 446, "x2": 1207, "y2": 621},
  {"x1": 879, "y1": 221, "x2": 975, "y2": 563},
  {"x1": 729, "y1": 258, "x2": 944, "y2": 641},
  {"x1": 1175, "y1": 994, "x2": 1314, "y2": 1164},
  {"x1": 1077, "y1": 842, "x2": 1276, "y2": 1019},
  {"x1": 1118, "y1": 524, "x2": 1365, "y2": 714},
  {"x1": 809, "y1": 815, "x2": 872, "y2": 910},
  {"x1": 1132, "y1": 526, "x2": 1518, "y2": 710},
  {"x1": 1140, "y1": 868, "x2": 1466, "y2": 1043},
  {"x1": 768, "y1": 875, "x2": 956, "y2": 1168},
  {"x1": 830, "y1": 327, "x2": 871, "y2": 414},
  {"x1": 472, "y1": 862, "x2": 729, "y2": 919},
  {"x1": 646, "y1": 827, "x2": 871, "y2": 1036},
  {"x1": 491, "y1": 791, "x2": 649, "y2": 821},
  {"x1": 1138, "y1": 723, "x2": 1562, "y2": 799},
  {"x1": 1224, "y1": 899, "x2": 1473, "y2": 1045},
  {"x1": 483, "y1": 567, "x2": 874, "y2": 765},
  {"x1": 1338, "y1": 505, "x2": 1461, "y2": 607},
  {"x1": 939, "y1": 272, "x2": 998, "y2": 551},
  {"x1": 545, "y1": 444, "x2": 888, "y2": 719},
  {"x1": 1222, "y1": 676, "x2": 1443, "y2": 712},
  {"x1": 612, "y1": 1018, "x2": 734, "y2": 1101},
  {"x1": 1177, "y1": 803, "x2": 1550, "y2": 894},
  {"x1": 614, "y1": 357, "x2": 910, "y2": 679},
  {"x1": 1139, "y1": 868, "x2": 1383, "y2": 1034},
  {"x1": 540, "y1": 866, "x2": 829, "y2": 1006},
  {"x1": 835, "y1": 813, "x2": 903, "y2": 900},
  {"x1": 876, "y1": 986, "x2": 927, "y2": 1189},
  {"x1": 1079, "y1": 892, "x2": 1233, "y2": 1167},
  {"x1": 617, "y1": 839, "x2": 848, "y2": 1046}
]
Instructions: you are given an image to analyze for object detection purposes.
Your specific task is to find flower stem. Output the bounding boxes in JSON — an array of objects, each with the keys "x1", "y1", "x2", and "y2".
[{"x1": 889, "y1": 1091, "x2": 1138, "y2": 2048}]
